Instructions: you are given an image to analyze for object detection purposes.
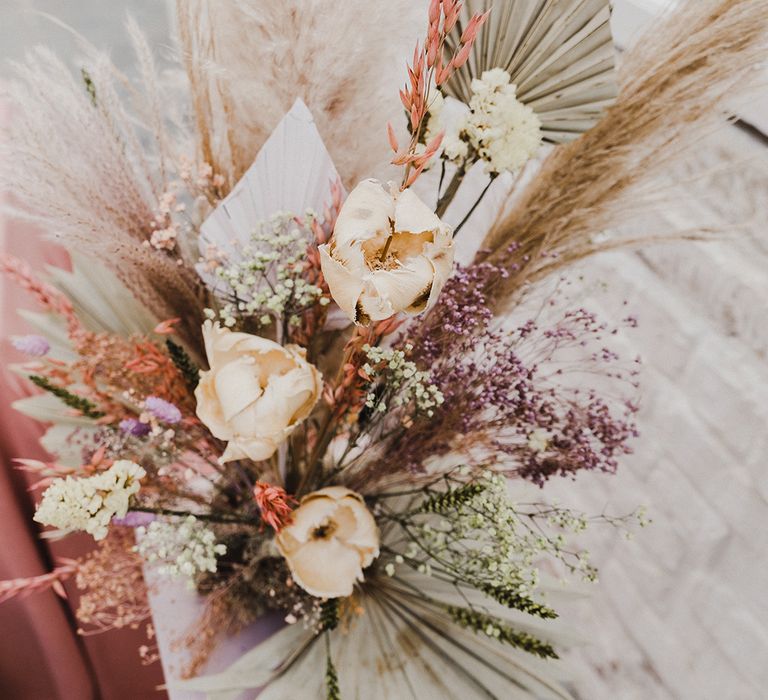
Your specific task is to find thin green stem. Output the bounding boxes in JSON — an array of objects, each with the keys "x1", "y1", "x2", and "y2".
[
  {"x1": 435, "y1": 164, "x2": 467, "y2": 217},
  {"x1": 129, "y1": 505, "x2": 252, "y2": 525},
  {"x1": 453, "y1": 173, "x2": 498, "y2": 238}
]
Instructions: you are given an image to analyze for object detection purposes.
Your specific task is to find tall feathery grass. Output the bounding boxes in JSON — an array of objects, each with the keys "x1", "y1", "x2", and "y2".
[
  {"x1": 174, "y1": 0, "x2": 425, "y2": 188},
  {"x1": 478, "y1": 0, "x2": 768, "y2": 307},
  {"x1": 0, "y1": 28, "x2": 205, "y2": 347}
]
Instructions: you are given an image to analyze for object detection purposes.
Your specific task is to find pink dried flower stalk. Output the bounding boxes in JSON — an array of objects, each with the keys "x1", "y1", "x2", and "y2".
[
  {"x1": 390, "y1": 0, "x2": 488, "y2": 187},
  {"x1": 253, "y1": 482, "x2": 297, "y2": 532},
  {"x1": 0, "y1": 253, "x2": 84, "y2": 340},
  {"x1": 0, "y1": 560, "x2": 78, "y2": 604}
]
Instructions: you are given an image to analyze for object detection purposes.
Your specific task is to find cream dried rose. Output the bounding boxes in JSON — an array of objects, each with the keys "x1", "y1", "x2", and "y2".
[
  {"x1": 319, "y1": 179, "x2": 454, "y2": 324},
  {"x1": 195, "y1": 322, "x2": 322, "y2": 463},
  {"x1": 275, "y1": 486, "x2": 379, "y2": 598}
]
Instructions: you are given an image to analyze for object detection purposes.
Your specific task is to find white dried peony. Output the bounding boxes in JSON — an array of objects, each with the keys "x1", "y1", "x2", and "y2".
[
  {"x1": 275, "y1": 486, "x2": 380, "y2": 598},
  {"x1": 319, "y1": 179, "x2": 454, "y2": 324},
  {"x1": 195, "y1": 321, "x2": 322, "y2": 463},
  {"x1": 33, "y1": 460, "x2": 146, "y2": 541}
]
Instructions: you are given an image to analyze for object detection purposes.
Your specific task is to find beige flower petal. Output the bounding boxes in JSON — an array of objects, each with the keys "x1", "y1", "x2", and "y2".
[
  {"x1": 361, "y1": 256, "x2": 435, "y2": 320},
  {"x1": 194, "y1": 375, "x2": 232, "y2": 440},
  {"x1": 425, "y1": 244, "x2": 455, "y2": 311},
  {"x1": 393, "y1": 187, "x2": 443, "y2": 234},
  {"x1": 253, "y1": 370, "x2": 312, "y2": 434},
  {"x1": 220, "y1": 435, "x2": 279, "y2": 463},
  {"x1": 319, "y1": 243, "x2": 365, "y2": 321},
  {"x1": 333, "y1": 179, "x2": 394, "y2": 247},
  {"x1": 283, "y1": 496, "x2": 339, "y2": 544},
  {"x1": 284, "y1": 537, "x2": 364, "y2": 598},
  {"x1": 337, "y1": 496, "x2": 380, "y2": 564},
  {"x1": 306, "y1": 486, "x2": 362, "y2": 501},
  {"x1": 213, "y1": 357, "x2": 263, "y2": 423},
  {"x1": 203, "y1": 320, "x2": 281, "y2": 361},
  {"x1": 331, "y1": 503, "x2": 360, "y2": 541}
]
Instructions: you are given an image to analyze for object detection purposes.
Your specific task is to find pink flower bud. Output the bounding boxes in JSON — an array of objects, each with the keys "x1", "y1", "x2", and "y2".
[
  {"x1": 404, "y1": 164, "x2": 425, "y2": 188},
  {"x1": 452, "y1": 42, "x2": 473, "y2": 69},
  {"x1": 428, "y1": 0, "x2": 441, "y2": 24},
  {"x1": 386, "y1": 122, "x2": 399, "y2": 153},
  {"x1": 409, "y1": 106, "x2": 419, "y2": 130},
  {"x1": 425, "y1": 130, "x2": 444, "y2": 155},
  {"x1": 427, "y1": 33, "x2": 439, "y2": 67}
]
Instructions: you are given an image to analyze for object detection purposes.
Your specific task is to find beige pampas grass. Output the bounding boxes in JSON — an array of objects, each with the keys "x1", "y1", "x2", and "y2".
[
  {"x1": 479, "y1": 0, "x2": 768, "y2": 305},
  {"x1": 1, "y1": 30, "x2": 205, "y2": 347},
  {"x1": 174, "y1": 0, "x2": 425, "y2": 189}
]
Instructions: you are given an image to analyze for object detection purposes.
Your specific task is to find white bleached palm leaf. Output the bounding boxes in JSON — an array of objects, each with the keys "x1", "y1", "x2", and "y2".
[
  {"x1": 47, "y1": 255, "x2": 158, "y2": 336},
  {"x1": 175, "y1": 570, "x2": 576, "y2": 699},
  {"x1": 443, "y1": 0, "x2": 617, "y2": 142},
  {"x1": 198, "y1": 98, "x2": 342, "y2": 292}
]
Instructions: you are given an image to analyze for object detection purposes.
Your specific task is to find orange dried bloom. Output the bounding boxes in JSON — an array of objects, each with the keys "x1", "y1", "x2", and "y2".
[{"x1": 253, "y1": 481, "x2": 296, "y2": 532}]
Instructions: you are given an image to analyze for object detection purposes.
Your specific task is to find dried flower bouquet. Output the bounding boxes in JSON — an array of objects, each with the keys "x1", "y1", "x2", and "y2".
[{"x1": 1, "y1": 0, "x2": 764, "y2": 698}]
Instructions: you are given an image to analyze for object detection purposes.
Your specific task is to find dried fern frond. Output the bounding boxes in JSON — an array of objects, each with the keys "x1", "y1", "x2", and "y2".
[
  {"x1": 174, "y1": 0, "x2": 425, "y2": 188},
  {"x1": 478, "y1": 0, "x2": 768, "y2": 306},
  {"x1": 443, "y1": 0, "x2": 617, "y2": 142}
]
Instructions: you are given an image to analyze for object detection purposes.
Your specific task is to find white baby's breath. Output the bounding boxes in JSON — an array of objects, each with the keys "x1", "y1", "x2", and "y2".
[
  {"x1": 362, "y1": 343, "x2": 444, "y2": 417},
  {"x1": 135, "y1": 515, "x2": 226, "y2": 585},
  {"x1": 426, "y1": 69, "x2": 542, "y2": 174}
]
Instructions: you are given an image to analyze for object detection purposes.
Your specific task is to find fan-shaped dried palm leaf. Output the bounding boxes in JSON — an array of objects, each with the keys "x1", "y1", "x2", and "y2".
[
  {"x1": 175, "y1": 570, "x2": 577, "y2": 699},
  {"x1": 443, "y1": 0, "x2": 617, "y2": 142},
  {"x1": 478, "y1": 0, "x2": 768, "y2": 308}
]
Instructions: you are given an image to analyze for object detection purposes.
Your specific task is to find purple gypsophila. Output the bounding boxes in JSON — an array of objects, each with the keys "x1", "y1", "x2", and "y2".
[
  {"x1": 12, "y1": 334, "x2": 50, "y2": 357},
  {"x1": 144, "y1": 396, "x2": 182, "y2": 424}
]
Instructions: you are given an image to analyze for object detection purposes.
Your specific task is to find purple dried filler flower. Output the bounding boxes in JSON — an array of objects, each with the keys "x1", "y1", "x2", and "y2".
[
  {"x1": 144, "y1": 396, "x2": 182, "y2": 424},
  {"x1": 355, "y1": 261, "x2": 641, "y2": 490},
  {"x1": 119, "y1": 418, "x2": 151, "y2": 437},
  {"x1": 112, "y1": 511, "x2": 155, "y2": 527},
  {"x1": 12, "y1": 334, "x2": 50, "y2": 357}
]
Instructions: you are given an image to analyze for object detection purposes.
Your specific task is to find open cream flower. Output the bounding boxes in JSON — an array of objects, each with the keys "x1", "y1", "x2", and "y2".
[
  {"x1": 319, "y1": 179, "x2": 454, "y2": 324},
  {"x1": 275, "y1": 486, "x2": 379, "y2": 598},
  {"x1": 195, "y1": 322, "x2": 322, "y2": 463}
]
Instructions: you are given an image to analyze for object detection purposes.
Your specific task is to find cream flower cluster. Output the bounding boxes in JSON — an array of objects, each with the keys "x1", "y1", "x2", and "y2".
[
  {"x1": 135, "y1": 515, "x2": 226, "y2": 583},
  {"x1": 463, "y1": 68, "x2": 542, "y2": 173},
  {"x1": 33, "y1": 460, "x2": 146, "y2": 541},
  {"x1": 426, "y1": 68, "x2": 542, "y2": 174},
  {"x1": 424, "y1": 91, "x2": 468, "y2": 163}
]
